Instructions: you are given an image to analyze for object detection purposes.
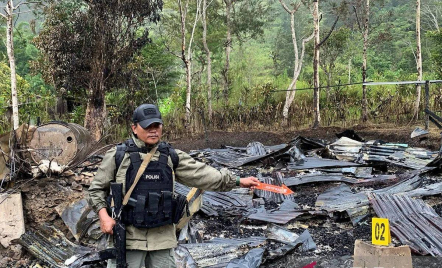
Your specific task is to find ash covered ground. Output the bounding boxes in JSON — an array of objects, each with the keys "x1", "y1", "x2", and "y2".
[{"x1": 1, "y1": 126, "x2": 442, "y2": 268}]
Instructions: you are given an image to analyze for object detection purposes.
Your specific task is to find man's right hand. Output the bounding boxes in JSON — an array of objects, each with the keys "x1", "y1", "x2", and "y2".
[{"x1": 98, "y1": 208, "x2": 116, "y2": 234}]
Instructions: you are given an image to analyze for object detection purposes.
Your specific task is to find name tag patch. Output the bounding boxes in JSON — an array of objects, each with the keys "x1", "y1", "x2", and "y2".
[
  {"x1": 143, "y1": 172, "x2": 161, "y2": 181},
  {"x1": 144, "y1": 108, "x2": 157, "y2": 116}
]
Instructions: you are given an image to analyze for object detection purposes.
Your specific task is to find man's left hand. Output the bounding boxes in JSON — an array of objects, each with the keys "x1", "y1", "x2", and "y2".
[{"x1": 240, "y1": 177, "x2": 260, "y2": 188}]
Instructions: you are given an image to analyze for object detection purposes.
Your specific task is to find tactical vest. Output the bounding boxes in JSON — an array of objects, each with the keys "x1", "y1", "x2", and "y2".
[{"x1": 114, "y1": 139, "x2": 183, "y2": 228}]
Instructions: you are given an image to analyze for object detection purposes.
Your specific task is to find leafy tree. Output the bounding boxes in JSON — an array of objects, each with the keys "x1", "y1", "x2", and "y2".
[
  {"x1": 0, "y1": 62, "x2": 53, "y2": 131},
  {"x1": 222, "y1": 0, "x2": 271, "y2": 102},
  {"x1": 35, "y1": 0, "x2": 163, "y2": 140},
  {"x1": 0, "y1": 62, "x2": 28, "y2": 114},
  {"x1": 319, "y1": 27, "x2": 350, "y2": 100},
  {"x1": 427, "y1": 30, "x2": 442, "y2": 78},
  {"x1": 107, "y1": 37, "x2": 180, "y2": 124}
]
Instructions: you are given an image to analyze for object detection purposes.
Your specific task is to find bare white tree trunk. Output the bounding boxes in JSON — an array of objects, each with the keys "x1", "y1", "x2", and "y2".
[
  {"x1": 362, "y1": 0, "x2": 370, "y2": 122},
  {"x1": 202, "y1": 0, "x2": 212, "y2": 121},
  {"x1": 223, "y1": 0, "x2": 232, "y2": 103},
  {"x1": 414, "y1": 0, "x2": 423, "y2": 120},
  {"x1": 185, "y1": 60, "x2": 192, "y2": 123},
  {"x1": 280, "y1": 0, "x2": 314, "y2": 124},
  {"x1": 312, "y1": 0, "x2": 320, "y2": 128},
  {"x1": 178, "y1": 0, "x2": 202, "y2": 127},
  {"x1": 5, "y1": 1, "x2": 19, "y2": 130},
  {"x1": 422, "y1": 1, "x2": 440, "y2": 32}
]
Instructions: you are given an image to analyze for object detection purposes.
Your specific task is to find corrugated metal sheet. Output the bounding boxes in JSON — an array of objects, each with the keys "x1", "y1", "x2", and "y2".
[
  {"x1": 287, "y1": 157, "x2": 360, "y2": 170},
  {"x1": 370, "y1": 193, "x2": 442, "y2": 256},
  {"x1": 402, "y1": 182, "x2": 442, "y2": 198},
  {"x1": 253, "y1": 173, "x2": 295, "y2": 204},
  {"x1": 175, "y1": 182, "x2": 251, "y2": 217},
  {"x1": 265, "y1": 226, "x2": 316, "y2": 259},
  {"x1": 16, "y1": 225, "x2": 92, "y2": 268},
  {"x1": 329, "y1": 137, "x2": 438, "y2": 170},
  {"x1": 315, "y1": 173, "x2": 423, "y2": 224},
  {"x1": 246, "y1": 142, "x2": 268, "y2": 156},
  {"x1": 247, "y1": 199, "x2": 304, "y2": 224},
  {"x1": 247, "y1": 210, "x2": 305, "y2": 224},
  {"x1": 284, "y1": 174, "x2": 359, "y2": 186},
  {"x1": 189, "y1": 143, "x2": 289, "y2": 168},
  {"x1": 177, "y1": 237, "x2": 267, "y2": 267}
]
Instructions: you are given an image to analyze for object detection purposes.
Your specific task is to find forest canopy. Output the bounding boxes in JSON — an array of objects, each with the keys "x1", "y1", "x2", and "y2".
[{"x1": 1, "y1": 0, "x2": 441, "y2": 140}]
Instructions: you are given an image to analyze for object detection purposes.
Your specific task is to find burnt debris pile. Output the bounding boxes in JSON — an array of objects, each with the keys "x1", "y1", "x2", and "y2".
[{"x1": 1, "y1": 127, "x2": 442, "y2": 268}]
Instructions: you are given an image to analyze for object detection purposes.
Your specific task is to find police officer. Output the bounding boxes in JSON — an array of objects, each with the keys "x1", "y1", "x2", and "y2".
[{"x1": 88, "y1": 104, "x2": 259, "y2": 268}]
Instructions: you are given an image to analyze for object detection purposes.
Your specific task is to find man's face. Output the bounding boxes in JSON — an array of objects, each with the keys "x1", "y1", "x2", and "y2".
[{"x1": 132, "y1": 122, "x2": 163, "y2": 145}]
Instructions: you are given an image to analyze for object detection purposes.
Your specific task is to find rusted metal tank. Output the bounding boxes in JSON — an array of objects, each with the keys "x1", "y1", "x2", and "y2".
[{"x1": 28, "y1": 122, "x2": 94, "y2": 165}]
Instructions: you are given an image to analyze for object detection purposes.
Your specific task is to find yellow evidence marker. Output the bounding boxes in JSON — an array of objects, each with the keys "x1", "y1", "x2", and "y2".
[{"x1": 372, "y1": 218, "x2": 391, "y2": 246}]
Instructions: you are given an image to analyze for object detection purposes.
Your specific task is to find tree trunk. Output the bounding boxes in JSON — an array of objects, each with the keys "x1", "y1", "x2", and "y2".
[
  {"x1": 84, "y1": 84, "x2": 106, "y2": 141},
  {"x1": 6, "y1": 1, "x2": 19, "y2": 130},
  {"x1": 326, "y1": 70, "x2": 331, "y2": 102},
  {"x1": 179, "y1": 0, "x2": 190, "y2": 127},
  {"x1": 279, "y1": 0, "x2": 314, "y2": 124},
  {"x1": 282, "y1": 79, "x2": 298, "y2": 121},
  {"x1": 202, "y1": 0, "x2": 212, "y2": 121},
  {"x1": 223, "y1": 0, "x2": 232, "y2": 104},
  {"x1": 362, "y1": 0, "x2": 370, "y2": 122},
  {"x1": 319, "y1": 65, "x2": 330, "y2": 102},
  {"x1": 185, "y1": 60, "x2": 192, "y2": 125},
  {"x1": 178, "y1": 0, "x2": 201, "y2": 128},
  {"x1": 312, "y1": 0, "x2": 320, "y2": 129},
  {"x1": 414, "y1": 0, "x2": 422, "y2": 120}
]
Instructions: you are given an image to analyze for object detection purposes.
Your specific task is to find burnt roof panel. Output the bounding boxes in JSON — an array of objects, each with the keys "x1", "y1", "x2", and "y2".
[{"x1": 370, "y1": 193, "x2": 442, "y2": 256}]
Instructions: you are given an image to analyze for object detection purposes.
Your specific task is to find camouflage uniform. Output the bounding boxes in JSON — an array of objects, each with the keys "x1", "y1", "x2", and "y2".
[{"x1": 88, "y1": 135, "x2": 236, "y2": 267}]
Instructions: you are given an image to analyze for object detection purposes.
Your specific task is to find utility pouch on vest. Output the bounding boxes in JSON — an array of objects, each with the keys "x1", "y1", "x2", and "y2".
[
  {"x1": 134, "y1": 195, "x2": 146, "y2": 225},
  {"x1": 162, "y1": 191, "x2": 172, "y2": 220},
  {"x1": 148, "y1": 192, "x2": 160, "y2": 215},
  {"x1": 172, "y1": 193, "x2": 189, "y2": 224}
]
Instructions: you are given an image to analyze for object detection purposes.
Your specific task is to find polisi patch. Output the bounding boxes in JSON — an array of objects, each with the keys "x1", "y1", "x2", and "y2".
[
  {"x1": 144, "y1": 108, "x2": 157, "y2": 116},
  {"x1": 142, "y1": 172, "x2": 161, "y2": 181}
]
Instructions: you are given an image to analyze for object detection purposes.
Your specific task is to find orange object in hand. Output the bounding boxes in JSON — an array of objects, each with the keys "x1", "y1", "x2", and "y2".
[{"x1": 254, "y1": 183, "x2": 294, "y2": 195}]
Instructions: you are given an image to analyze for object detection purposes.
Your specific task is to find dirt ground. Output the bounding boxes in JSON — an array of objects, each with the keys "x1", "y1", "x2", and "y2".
[
  {"x1": 171, "y1": 124, "x2": 442, "y2": 152},
  {"x1": 1, "y1": 124, "x2": 441, "y2": 268}
]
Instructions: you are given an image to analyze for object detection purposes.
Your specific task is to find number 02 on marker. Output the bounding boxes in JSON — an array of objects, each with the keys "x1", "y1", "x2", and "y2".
[{"x1": 372, "y1": 218, "x2": 391, "y2": 246}]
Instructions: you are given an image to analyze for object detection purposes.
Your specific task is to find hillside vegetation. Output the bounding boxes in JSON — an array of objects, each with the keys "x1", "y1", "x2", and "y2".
[{"x1": 1, "y1": 0, "x2": 441, "y2": 140}]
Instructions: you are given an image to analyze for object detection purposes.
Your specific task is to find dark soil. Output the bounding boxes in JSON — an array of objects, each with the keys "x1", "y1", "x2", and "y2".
[
  {"x1": 292, "y1": 183, "x2": 341, "y2": 209},
  {"x1": 433, "y1": 203, "x2": 442, "y2": 217},
  {"x1": 171, "y1": 125, "x2": 442, "y2": 152},
  {"x1": 171, "y1": 131, "x2": 286, "y2": 152}
]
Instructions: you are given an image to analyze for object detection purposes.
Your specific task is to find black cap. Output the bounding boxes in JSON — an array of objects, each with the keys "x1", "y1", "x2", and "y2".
[{"x1": 132, "y1": 104, "x2": 163, "y2": 128}]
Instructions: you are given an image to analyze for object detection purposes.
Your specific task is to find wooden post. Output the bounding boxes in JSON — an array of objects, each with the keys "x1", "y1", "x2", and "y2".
[
  {"x1": 425, "y1": 80, "x2": 430, "y2": 130},
  {"x1": 415, "y1": 0, "x2": 423, "y2": 120}
]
